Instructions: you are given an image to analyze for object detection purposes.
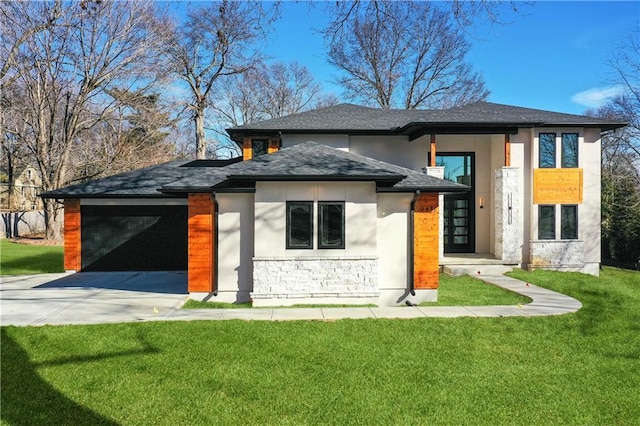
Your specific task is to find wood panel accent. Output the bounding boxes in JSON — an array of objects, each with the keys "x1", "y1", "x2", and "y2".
[
  {"x1": 188, "y1": 193, "x2": 215, "y2": 292},
  {"x1": 242, "y1": 138, "x2": 252, "y2": 161},
  {"x1": 533, "y1": 168, "x2": 583, "y2": 204},
  {"x1": 430, "y1": 134, "x2": 436, "y2": 167},
  {"x1": 414, "y1": 193, "x2": 439, "y2": 289},
  {"x1": 63, "y1": 199, "x2": 81, "y2": 271},
  {"x1": 268, "y1": 138, "x2": 280, "y2": 154},
  {"x1": 504, "y1": 134, "x2": 511, "y2": 167}
]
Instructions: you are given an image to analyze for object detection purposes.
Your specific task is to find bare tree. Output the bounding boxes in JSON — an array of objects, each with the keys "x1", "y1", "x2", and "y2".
[
  {"x1": 166, "y1": 0, "x2": 278, "y2": 159},
  {"x1": 207, "y1": 60, "x2": 338, "y2": 157},
  {"x1": 0, "y1": 0, "x2": 170, "y2": 240},
  {"x1": 589, "y1": 30, "x2": 640, "y2": 267},
  {"x1": 325, "y1": 1, "x2": 489, "y2": 109}
]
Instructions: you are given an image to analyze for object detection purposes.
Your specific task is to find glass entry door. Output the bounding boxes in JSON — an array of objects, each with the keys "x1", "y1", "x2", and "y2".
[{"x1": 436, "y1": 153, "x2": 475, "y2": 253}]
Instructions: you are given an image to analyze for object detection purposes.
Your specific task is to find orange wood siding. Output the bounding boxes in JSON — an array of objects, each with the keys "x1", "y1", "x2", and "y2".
[
  {"x1": 533, "y1": 168, "x2": 583, "y2": 204},
  {"x1": 268, "y1": 138, "x2": 280, "y2": 154},
  {"x1": 413, "y1": 193, "x2": 439, "y2": 289},
  {"x1": 63, "y1": 199, "x2": 81, "y2": 271},
  {"x1": 188, "y1": 193, "x2": 215, "y2": 292},
  {"x1": 242, "y1": 138, "x2": 252, "y2": 161},
  {"x1": 504, "y1": 134, "x2": 511, "y2": 167},
  {"x1": 430, "y1": 134, "x2": 436, "y2": 167}
]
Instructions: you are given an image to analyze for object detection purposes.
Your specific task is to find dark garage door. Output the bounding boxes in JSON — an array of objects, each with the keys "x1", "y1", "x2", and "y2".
[{"x1": 81, "y1": 205, "x2": 188, "y2": 271}]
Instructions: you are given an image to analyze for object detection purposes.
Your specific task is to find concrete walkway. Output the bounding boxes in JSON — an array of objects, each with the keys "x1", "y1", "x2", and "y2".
[{"x1": 0, "y1": 271, "x2": 582, "y2": 326}]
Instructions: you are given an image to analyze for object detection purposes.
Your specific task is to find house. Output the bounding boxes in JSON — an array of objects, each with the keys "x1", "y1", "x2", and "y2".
[
  {"x1": 1, "y1": 164, "x2": 43, "y2": 212},
  {"x1": 42, "y1": 102, "x2": 626, "y2": 306}
]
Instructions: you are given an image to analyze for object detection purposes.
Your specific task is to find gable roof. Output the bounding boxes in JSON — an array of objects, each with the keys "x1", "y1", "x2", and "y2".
[
  {"x1": 227, "y1": 101, "x2": 626, "y2": 142},
  {"x1": 42, "y1": 142, "x2": 467, "y2": 198}
]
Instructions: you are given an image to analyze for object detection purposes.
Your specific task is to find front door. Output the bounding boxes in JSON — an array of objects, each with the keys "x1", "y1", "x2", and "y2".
[{"x1": 437, "y1": 153, "x2": 475, "y2": 253}]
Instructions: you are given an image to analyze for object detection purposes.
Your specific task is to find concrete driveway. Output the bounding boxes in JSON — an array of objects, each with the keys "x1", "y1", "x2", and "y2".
[{"x1": 1, "y1": 271, "x2": 188, "y2": 326}]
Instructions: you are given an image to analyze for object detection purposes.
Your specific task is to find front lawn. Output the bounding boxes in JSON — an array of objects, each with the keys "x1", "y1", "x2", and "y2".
[
  {"x1": 2, "y1": 267, "x2": 639, "y2": 424},
  {"x1": 0, "y1": 239, "x2": 64, "y2": 275}
]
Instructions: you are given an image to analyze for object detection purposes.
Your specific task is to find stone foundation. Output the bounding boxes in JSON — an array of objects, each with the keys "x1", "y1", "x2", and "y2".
[
  {"x1": 251, "y1": 256, "x2": 379, "y2": 306},
  {"x1": 528, "y1": 240, "x2": 585, "y2": 272}
]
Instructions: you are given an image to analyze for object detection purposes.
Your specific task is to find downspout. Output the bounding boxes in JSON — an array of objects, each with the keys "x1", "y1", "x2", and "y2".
[
  {"x1": 409, "y1": 190, "x2": 420, "y2": 296},
  {"x1": 212, "y1": 192, "x2": 219, "y2": 296}
]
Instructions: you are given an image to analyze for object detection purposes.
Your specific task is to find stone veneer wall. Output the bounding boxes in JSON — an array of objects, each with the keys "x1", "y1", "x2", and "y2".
[
  {"x1": 529, "y1": 240, "x2": 585, "y2": 271},
  {"x1": 495, "y1": 167, "x2": 521, "y2": 263},
  {"x1": 251, "y1": 257, "x2": 379, "y2": 303}
]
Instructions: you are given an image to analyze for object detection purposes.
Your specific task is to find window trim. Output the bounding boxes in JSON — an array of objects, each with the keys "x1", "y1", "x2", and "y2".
[
  {"x1": 538, "y1": 205, "x2": 556, "y2": 240},
  {"x1": 251, "y1": 139, "x2": 268, "y2": 157},
  {"x1": 561, "y1": 204, "x2": 578, "y2": 240},
  {"x1": 561, "y1": 132, "x2": 579, "y2": 168},
  {"x1": 286, "y1": 201, "x2": 313, "y2": 249},
  {"x1": 318, "y1": 201, "x2": 345, "y2": 249},
  {"x1": 539, "y1": 132, "x2": 557, "y2": 168}
]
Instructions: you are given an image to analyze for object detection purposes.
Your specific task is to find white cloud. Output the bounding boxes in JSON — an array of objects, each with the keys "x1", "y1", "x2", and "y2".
[{"x1": 571, "y1": 85, "x2": 625, "y2": 108}]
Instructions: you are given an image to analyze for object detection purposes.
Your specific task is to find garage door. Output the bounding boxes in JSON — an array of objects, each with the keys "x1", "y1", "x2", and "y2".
[{"x1": 81, "y1": 205, "x2": 188, "y2": 271}]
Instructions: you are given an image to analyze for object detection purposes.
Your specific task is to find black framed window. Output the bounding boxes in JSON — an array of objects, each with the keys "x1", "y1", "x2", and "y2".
[
  {"x1": 252, "y1": 139, "x2": 268, "y2": 157},
  {"x1": 561, "y1": 205, "x2": 578, "y2": 239},
  {"x1": 561, "y1": 133, "x2": 579, "y2": 168},
  {"x1": 318, "y1": 202, "x2": 345, "y2": 249},
  {"x1": 539, "y1": 205, "x2": 556, "y2": 240},
  {"x1": 539, "y1": 133, "x2": 556, "y2": 168},
  {"x1": 286, "y1": 202, "x2": 313, "y2": 249}
]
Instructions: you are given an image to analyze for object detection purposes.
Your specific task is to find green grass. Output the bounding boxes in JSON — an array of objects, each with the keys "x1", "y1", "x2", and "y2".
[
  {"x1": 421, "y1": 273, "x2": 531, "y2": 306},
  {"x1": 2, "y1": 267, "x2": 639, "y2": 425},
  {"x1": 182, "y1": 299, "x2": 253, "y2": 309},
  {"x1": 184, "y1": 274, "x2": 529, "y2": 310},
  {"x1": 0, "y1": 239, "x2": 64, "y2": 275}
]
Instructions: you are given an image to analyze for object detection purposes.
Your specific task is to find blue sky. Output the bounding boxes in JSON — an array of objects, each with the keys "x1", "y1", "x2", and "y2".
[{"x1": 176, "y1": 1, "x2": 639, "y2": 115}]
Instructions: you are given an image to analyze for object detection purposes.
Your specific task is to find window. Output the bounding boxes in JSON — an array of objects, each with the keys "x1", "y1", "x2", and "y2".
[
  {"x1": 538, "y1": 205, "x2": 555, "y2": 240},
  {"x1": 539, "y1": 133, "x2": 556, "y2": 168},
  {"x1": 286, "y1": 202, "x2": 313, "y2": 249},
  {"x1": 252, "y1": 139, "x2": 268, "y2": 157},
  {"x1": 561, "y1": 133, "x2": 579, "y2": 168},
  {"x1": 318, "y1": 202, "x2": 345, "y2": 249},
  {"x1": 561, "y1": 205, "x2": 578, "y2": 239}
]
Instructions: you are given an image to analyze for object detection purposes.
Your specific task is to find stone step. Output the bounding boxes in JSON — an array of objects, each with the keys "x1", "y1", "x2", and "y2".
[{"x1": 442, "y1": 264, "x2": 514, "y2": 277}]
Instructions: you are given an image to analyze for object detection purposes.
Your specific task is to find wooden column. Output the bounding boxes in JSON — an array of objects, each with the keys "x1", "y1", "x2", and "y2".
[
  {"x1": 504, "y1": 134, "x2": 511, "y2": 167},
  {"x1": 430, "y1": 134, "x2": 436, "y2": 167},
  {"x1": 413, "y1": 193, "x2": 439, "y2": 289},
  {"x1": 63, "y1": 199, "x2": 82, "y2": 271},
  {"x1": 188, "y1": 193, "x2": 215, "y2": 293},
  {"x1": 242, "y1": 138, "x2": 252, "y2": 161}
]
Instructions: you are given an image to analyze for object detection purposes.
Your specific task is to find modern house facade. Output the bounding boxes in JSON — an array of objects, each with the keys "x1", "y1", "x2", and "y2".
[{"x1": 42, "y1": 102, "x2": 625, "y2": 306}]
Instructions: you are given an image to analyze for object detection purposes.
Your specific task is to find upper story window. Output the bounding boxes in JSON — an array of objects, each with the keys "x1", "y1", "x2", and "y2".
[
  {"x1": 539, "y1": 132, "x2": 579, "y2": 169},
  {"x1": 561, "y1": 133, "x2": 579, "y2": 168},
  {"x1": 539, "y1": 133, "x2": 556, "y2": 168},
  {"x1": 252, "y1": 139, "x2": 268, "y2": 157}
]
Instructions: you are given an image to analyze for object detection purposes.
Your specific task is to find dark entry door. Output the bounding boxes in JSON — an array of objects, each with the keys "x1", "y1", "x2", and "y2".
[{"x1": 437, "y1": 153, "x2": 475, "y2": 253}]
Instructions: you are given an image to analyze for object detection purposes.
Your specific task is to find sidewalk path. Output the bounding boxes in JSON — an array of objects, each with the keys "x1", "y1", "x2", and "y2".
[{"x1": 0, "y1": 272, "x2": 582, "y2": 326}]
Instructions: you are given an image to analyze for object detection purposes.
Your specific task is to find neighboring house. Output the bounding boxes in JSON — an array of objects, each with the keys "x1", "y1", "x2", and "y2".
[
  {"x1": 0, "y1": 165, "x2": 43, "y2": 211},
  {"x1": 42, "y1": 102, "x2": 626, "y2": 306}
]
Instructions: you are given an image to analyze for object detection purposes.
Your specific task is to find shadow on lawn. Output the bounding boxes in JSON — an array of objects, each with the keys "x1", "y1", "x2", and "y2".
[{"x1": 1, "y1": 328, "x2": 159, "y2": 425}]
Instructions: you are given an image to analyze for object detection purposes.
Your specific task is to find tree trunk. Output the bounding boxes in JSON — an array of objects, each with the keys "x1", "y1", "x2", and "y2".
[
  {"x1": 43, "y1": 198, "x2": 63, "y2": 241},
  {"x1": 194, "y1": 104, "x2": 207, "y2": 159}
]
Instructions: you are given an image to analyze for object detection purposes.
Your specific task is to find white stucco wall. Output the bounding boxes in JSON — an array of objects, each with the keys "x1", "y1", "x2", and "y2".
[
  {"x1": 281, "y1": 134, "x2": 349, "y2": 151},
  {"x1": 376, "y1": 193, "x2": 410, "y2": 294},
  {"x1": 528, "y1": 128, "x2": 600, "y2": 275},
  {"x1": 216, "y1": 193, "x2": 254, "y2": 303},
  {"x1": 349, "y1": 135, "x2": 428, "y2": 171}
]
